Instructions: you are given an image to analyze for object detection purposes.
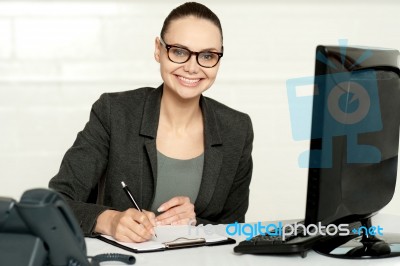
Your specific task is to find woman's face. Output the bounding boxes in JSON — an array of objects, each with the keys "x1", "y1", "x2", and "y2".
[{"x1": 155, "y1": 16, "x2": 222, "y2": 101}]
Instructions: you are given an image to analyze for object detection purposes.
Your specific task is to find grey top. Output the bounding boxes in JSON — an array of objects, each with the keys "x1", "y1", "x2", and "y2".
[{"x1": 150, "y1": 151, "x2": 204, "y2": 213}]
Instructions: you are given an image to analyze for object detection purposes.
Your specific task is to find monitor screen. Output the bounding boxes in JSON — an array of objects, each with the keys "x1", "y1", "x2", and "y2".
[
  {"x1": 302, "y1": 45, "x2": 400, "y2": 258},
  {"x1": 304, "y1": 45, "x2": 400, "y2": 227}
]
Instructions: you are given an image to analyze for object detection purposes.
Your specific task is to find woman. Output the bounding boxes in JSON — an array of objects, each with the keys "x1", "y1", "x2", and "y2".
[{"x1": 49, "y1": 2, "x2": 253, "y2": 243}]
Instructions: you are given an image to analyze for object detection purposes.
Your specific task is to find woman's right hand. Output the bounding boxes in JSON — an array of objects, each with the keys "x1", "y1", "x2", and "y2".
[{"x1": 95, "y1": 209, "x2": 156, "y2": 243}]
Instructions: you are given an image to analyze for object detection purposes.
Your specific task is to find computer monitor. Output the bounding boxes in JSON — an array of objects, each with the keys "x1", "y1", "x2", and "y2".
[{"x1": 303, "y1": 45, "x2": 400, "y2": 258}]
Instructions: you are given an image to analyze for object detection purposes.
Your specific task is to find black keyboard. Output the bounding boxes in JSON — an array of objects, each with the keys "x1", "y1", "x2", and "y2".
[
  {"x1": 234, "y1": 221, "x2": 361, "y2": 257},
  {"x1": 234, "y1": 232, "x2": 323, "y2": 257}
]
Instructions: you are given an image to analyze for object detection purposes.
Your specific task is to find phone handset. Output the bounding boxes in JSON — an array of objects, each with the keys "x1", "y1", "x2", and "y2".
[
  {"x1": 0, "y1": 197, "x2": 15, "y2": 230},
  {"x1": 16, "y1": 188, "x2": 90, "y2": 266}
]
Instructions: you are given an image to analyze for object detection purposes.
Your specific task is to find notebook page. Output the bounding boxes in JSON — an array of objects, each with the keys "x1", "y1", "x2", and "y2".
[
  {"x1": 101, "y1": 224, "x2": 227, "y2": 251},
  {"x1": 156, "y1": 225, "x2": 227, "y2": 243}
]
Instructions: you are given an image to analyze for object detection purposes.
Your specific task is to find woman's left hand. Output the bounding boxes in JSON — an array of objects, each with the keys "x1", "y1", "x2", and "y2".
[{"x1": 155, "y1": 196, "x2": 196, "y2": 226}]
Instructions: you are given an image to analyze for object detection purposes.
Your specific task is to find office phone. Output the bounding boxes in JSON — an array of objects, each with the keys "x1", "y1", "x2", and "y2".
[{"x1": 0, "y1": 188, "x2": 135, "y2": 266}]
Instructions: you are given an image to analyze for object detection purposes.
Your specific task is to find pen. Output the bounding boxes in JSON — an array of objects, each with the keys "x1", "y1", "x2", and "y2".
[
  {"x1": 121, "y1": 181, "x2": 157, "y2": 238},
  {"x1": 121, "y1": 181, "x2": 141, "y2": 211}
]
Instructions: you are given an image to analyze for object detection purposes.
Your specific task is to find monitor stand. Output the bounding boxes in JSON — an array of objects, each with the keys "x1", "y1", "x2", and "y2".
[{"x1": 313, "y1": 217, "x2": 400, "y2": 259}]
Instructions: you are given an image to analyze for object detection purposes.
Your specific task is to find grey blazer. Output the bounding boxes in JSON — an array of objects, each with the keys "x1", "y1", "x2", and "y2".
[{"x1": 49, "y1": 85, "x2": 253, "y2": 236}]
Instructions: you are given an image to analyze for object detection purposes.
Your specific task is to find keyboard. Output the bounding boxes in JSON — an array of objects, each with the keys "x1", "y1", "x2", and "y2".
[
  {"x1": 233, "y1": 232, "x2": 323, "y2": 257},
  {"x1": 234, "y1": 221, "x2": 361, "y2": 257}
]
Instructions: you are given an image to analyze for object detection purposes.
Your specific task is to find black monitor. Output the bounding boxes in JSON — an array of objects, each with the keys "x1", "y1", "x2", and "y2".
[{"x1": 303, "y1": 45, "x2": 400, "y2": 258}]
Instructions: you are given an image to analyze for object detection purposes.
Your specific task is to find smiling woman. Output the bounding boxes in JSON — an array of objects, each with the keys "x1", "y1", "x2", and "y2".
[{"x1": 49, "y1": 2, "x2": 254, "y2": 244}]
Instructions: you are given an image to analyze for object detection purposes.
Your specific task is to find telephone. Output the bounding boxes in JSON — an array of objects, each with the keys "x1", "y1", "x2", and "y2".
[{"x1": 0, "y1": 188, "x2": 135, "y2": 266}]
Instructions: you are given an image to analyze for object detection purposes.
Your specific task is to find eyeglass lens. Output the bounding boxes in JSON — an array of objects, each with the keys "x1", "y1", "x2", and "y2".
[{"x1": 168, "y1": 47, "x2": 220, "y2": 68}]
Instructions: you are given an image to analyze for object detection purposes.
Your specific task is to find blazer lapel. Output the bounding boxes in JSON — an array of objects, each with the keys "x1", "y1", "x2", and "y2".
[
  {"x1": 195, "y1": 96, "x2": 223, "y2": 215},
  {"x1": 140, "y1": 85, "x2": 163, "y2": 195}
]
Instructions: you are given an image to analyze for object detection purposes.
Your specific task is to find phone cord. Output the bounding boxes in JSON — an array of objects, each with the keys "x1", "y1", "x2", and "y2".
[{"x1": 90, "y1": 253, "x2": 136, "y2": 266}]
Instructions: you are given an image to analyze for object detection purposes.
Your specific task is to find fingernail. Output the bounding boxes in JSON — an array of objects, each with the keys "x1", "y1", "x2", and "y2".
[{"x1": 157, "y1": 207, "x2": 164, "y2": 212}]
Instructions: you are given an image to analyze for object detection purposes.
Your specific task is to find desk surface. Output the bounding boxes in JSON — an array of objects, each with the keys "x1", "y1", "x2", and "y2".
[{"x1": 85, "y1": 214, "x2": 400, "y2": 266}]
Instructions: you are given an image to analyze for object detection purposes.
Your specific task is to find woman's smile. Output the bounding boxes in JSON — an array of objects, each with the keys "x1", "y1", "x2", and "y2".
[{"x1": 176, "y1": 75, "x2": 203, "y2": 87}]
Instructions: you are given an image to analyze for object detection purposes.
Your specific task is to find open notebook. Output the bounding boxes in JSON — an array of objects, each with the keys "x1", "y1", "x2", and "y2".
[{"x1": 98, "y1": 225, "x2": 235, "y2": 253}]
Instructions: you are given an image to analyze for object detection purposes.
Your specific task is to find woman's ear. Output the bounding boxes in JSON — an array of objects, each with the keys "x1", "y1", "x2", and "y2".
[{"x1": 154, "y1": 37, "x2": 161, "y2": 63}]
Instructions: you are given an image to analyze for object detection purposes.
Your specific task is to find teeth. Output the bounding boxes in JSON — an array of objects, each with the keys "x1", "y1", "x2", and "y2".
[{"x1": 178, "y1": 76, "x2": 200, "y2": 84}]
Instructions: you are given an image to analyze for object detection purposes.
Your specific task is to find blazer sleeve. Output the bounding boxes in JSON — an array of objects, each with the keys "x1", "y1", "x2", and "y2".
[
  {"x1": 49, "y1": 93, "x2": 112, "y2": 236},
  {"x1": 197, "y1": 115, "x2": 254, "y2": 225}
]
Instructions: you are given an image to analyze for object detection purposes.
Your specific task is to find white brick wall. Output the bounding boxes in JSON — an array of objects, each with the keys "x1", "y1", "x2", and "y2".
[{"x1": 1, "y1": 0, "x2": 399, "y2": 223}]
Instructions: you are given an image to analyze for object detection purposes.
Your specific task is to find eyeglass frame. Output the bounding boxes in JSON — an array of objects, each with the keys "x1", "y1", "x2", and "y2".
[{"x1": 159, "y1": 37, "x2": 223, "y2": 68}]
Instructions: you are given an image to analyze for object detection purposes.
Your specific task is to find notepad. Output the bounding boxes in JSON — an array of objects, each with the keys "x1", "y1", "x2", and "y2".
[{"x1": 98, "y1": 225, "x2": 235, "y2": 253}]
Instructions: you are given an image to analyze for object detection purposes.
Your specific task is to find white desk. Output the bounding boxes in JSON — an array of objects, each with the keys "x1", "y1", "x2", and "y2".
[{"x1": 86, "y1": 214, "x2": 400, "y2": 266}]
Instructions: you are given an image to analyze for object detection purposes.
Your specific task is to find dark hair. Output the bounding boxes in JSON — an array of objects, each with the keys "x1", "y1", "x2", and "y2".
[{"x1": 160, "y1": 2, "x2": 223, "y2": 42}]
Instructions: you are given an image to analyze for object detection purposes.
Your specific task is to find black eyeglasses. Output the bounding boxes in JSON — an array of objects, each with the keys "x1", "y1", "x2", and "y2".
[{"x1": 159, "y1": 37, "x2": 223, "y2": 68}]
